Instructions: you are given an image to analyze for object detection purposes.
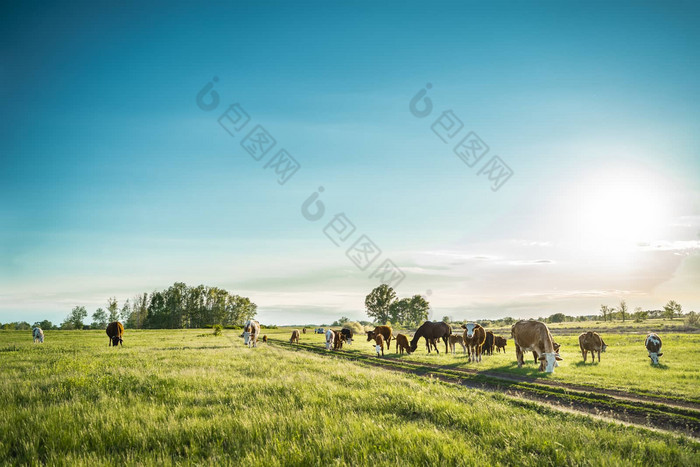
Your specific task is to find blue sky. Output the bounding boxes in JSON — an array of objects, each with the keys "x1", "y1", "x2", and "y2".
[{"x1": 2, "y1": 0, "x2": 699, "y2": 325}]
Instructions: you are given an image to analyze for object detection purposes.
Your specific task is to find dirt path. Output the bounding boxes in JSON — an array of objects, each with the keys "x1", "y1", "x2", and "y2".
[{"x1": 270, "y1": 339, "x2": 700, "y2": 439}]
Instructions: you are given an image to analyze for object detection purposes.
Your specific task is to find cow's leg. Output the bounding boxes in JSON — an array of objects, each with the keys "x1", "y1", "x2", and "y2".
[{"x1": 516, "y1": 345, "x2": 523, "y2": 368}]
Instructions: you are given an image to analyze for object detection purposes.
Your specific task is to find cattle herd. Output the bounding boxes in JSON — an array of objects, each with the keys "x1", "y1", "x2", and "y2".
[{"x1": 27, "y1": 319, "x2": 666, "y2": 372}]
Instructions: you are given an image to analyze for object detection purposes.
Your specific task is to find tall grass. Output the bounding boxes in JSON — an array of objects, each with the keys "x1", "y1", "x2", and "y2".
[{"x1": 0, "y1": 329, "x2": 697, "y2": 465}]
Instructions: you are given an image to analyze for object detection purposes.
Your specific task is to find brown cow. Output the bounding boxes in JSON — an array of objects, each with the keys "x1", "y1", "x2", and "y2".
[
  {"x1": 409, "y1": 321, "x2": 451, "y2": 354},
  {"x1": 367, "y1": 326, "x2": 392, "y2": 351},
  {"x1": 511, "y1": 320, "x2": 562, "y2": 373},
  {"x1": 302, "y1": 328, "x2": 307, "y2": 334},
  {"x1": 494, "y1": 335, "x2": 507, "y2": 353},
  {"x1": 448, "y1": 334, "x2": 466, "y2": 355},
  {"x1": 262, "y1": 335, "x2": 268, "y2": 343},
  {"x1": 106, "y1": 321, "x2": 124, "y2": 347},
  {"x1": 482, "y1": 331, "x2": 495, "y2": 356},
  {"x1": 395, "y1": 333, "x2": 411, "y2": 354},
  {"x1": 333, "y1": 330, "x2": 347, "y2": 350},
  {"x1": 290, "y1": 330, "x2": 300, "y2": 344},
  {"x1": 374, "y1": 334, "x2": 385, "y2": 357},
  {"x1": 579, "y1": 331, "x2": 607, "y2": 363},
  {"x1": 462, "y1": 323, "x2": 486, "y2": 362}
]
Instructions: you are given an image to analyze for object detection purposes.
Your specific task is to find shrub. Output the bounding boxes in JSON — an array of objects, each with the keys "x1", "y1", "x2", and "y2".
[
  {"x1": 213, "y1": 324, "x2": 223, "y2": 336},
  {"x1": 686, "y1": 311, "x2": 699, "y2": 328}
]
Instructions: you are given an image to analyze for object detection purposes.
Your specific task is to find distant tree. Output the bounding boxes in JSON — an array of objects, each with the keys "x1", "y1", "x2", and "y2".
[
  {"x1": 663, "y1": 300, "x2": 682, "y2": 320},
  {"x1": 120, "y1": 299, "x2": 131, "y2": 324},
  {"x1": 633, "y1": 307, "x2": 647, "y2": 322},
  {"x1": 599, "y1": 305, "x2": 611, "y2": 322},
  {"x1": 33, "y1": 320, "x2": 54, "y2": 330},
  {"x1": 549, "y1": 313, "x2": 567, "y2": 323},
  {"x1": 618, "y1": 300, "x2": 628, "y2": 322},
  {"x1": 686, "y1": 311, "x2": 699, "y2": 328},
  {"x1": 389, "y1": 298, "x2": 410, "y2": 324},
  {"x1": 107, "y1": 297, "x2": 119, "y2": 323},
  {"x1": 442, "y1": 315, "x2": 451, "y2": 323},
  {"x1": 91, "y1": 308, "x2": 108, "y2": 328},
  {"x1": 365, "y1": 285, "x2": 396, "y2": 324},
  {"x1": 503, "y1": 317, "x2": 515, "y2": 326},
  {"x1": 14, "y1": 321, "x2": 31, "y2": 330},
  {"x1": 406, "y1": 295, "x2": 430, "y2": 325},
  {"x1": 63, "y1": 306, "x2": 88, "y2": 329}
]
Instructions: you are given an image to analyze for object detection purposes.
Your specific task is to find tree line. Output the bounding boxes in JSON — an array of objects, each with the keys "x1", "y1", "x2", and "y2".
[
  {"x1": 364, "y1": 284, "x2": 431, "y2": 325},
  {"x1": 21, "y1": 282, "x2": 257, "y2": 330}
]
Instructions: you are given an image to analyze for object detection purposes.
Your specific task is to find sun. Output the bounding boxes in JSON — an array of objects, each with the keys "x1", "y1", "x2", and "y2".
[{"x1": 573, "y1": 166, "x2": 676, "y2": 249}]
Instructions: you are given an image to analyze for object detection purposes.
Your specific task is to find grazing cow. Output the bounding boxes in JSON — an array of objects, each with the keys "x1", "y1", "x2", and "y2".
[
  {"x1": 333, "y1": 330, "x2": 347, "y2": 350},
  {"x1": 532, "y1": 341, "x2": 561, "y2": 363},
  {"x1": 325, "y1": 329, "x2": 335, "y2": 350},
  {"x1": 337, "y1": 328, "x2": 354, "y2": 345},
  {"x1": 395, "y1": 333, "x2": 411, "y2": 354},
  {"x1": 106, "y1": 321, "x2": 124, "y2": 347},
  {"x1": 462, "y1": 323, "x2": 486, "y2": 362},
  {"x1": 448, "y1": 334, "x2": 466, "y2": 355},
  {"x1": 511, "y1": 320, "x2": 562, "y2": 373},
  {"x1": 290, "y1": 330, "x2": 300, "y2": 344},
  {"x1": 262, "y1": 335, "x2": 268, "y2": 343},
  {"x1": 645, "y1": 333, "x2": 663, "y2": 365},
  {"x1": 374, "y1": 334, "x2": 385, "y2": 357},
  {"x1": 494, "y1": 336, "x2": 507, "y2": 353},
  {"x1": 579, "y1": 331, "x2": 607, "y2": 363},
  {"x1": 243, "y1": 320, "x2": 260, "y2": 348},
  {"x1": 32, "y1": 327, "x2": 44, "y2": 344},
  {"x1": 302, "y1": 328, "x2": 307, "y2": 334},
  {"x1": 482, "y1": 331, "x2": 495, "y2": 356},
  {"x1": 409, "y1": 321, "x2": 452, "y2": 354},
  {"x1": 367, "y1": 326, "x2": 392, "y2": 350}
]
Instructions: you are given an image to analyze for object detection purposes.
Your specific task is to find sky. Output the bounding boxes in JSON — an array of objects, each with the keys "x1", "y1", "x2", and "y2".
[{"x1": 1, "y1": 0, "x2": 699, "y2": 325}]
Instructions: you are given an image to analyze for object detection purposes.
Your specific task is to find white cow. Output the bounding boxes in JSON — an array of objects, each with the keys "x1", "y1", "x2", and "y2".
[
  {"x1": 32, "y1": 327, "x2": 44, "y2": 344},
  {"x1": 325, "y1": 329, "x2": 335, "y2": 350},
  {"x1": 243, "y1": 320, "x2": 260, "y2": 348}
]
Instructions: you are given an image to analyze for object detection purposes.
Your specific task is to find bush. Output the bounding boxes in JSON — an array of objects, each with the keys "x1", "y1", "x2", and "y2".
[
  {"x1": 213, "y1": 324, "x2": 223, "y2": 336},
  {"x1": 686, "y1": 311, "x2": 699, "y2": 328}
]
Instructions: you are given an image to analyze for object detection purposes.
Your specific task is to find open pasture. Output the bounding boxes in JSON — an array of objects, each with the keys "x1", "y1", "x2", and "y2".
[
  {"x1": 270, "y1": 327, "x2": 700, "y2": 402},
  {"x1": 1, "y1": 328, "x2": 699, "y2": 465}
]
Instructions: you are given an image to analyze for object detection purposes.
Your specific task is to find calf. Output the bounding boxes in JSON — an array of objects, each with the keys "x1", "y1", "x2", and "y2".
[
  {"x1": 333, "y1": 330, "x2": 346, "y2": 350},
  {"x1": 106, "y1": 321, "x2": 124, "y2": 347},
  {"x1": 579, "y1": 331, "x2": 607, "y2": 363},
  {"x1": 395, "y1": 333, "x2": 411, "y2": 354},
  {"x1": 448, "y1": 334, "x2": 466, "y2": 355},
  {"x1": 374, "y1": 334, "x2": 385, "y2": 357},
  {"x1": 367, "y1": 325, "x2": 392, "y2": 350},
  {"x1": 290, "y1": 330, "x2": 300, "y2": 344},
  {"x1": 32, "y1": 327, "x2": 44, "y2": 344},
  {"x1": 511, "y1": 320, "x2": 562, "y2": 373},
  {"x1": 325, "y1": 329, "x2": 335, "y2": 351},
  {"x1": 336, "y1": 328, "x2": 354, "y2": 345},
  {"x1": 302, "y1": 328, "x2": 307, "y2": 334},
  {"x1": 494, "y1": 336, "x2": 507, "y2": 353},
  {"x1": 262, "y1": 335, "x2": 268, "y2": 343},
  {"x1": 645, "y1": 333, "x2": 663, "y2": 365},
  {"x1": 462, "y1": 323, "x2": 486, "y2": 362},
  {"x1": 482, "y1": 331, "x2": 495, "y2": 356}
]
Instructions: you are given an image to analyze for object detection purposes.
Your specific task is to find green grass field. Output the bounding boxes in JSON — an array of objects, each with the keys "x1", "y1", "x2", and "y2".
[
  {"x1": 267, "y1": 327, "x2": 700, "y2": 402},
  {"x1": 1, "y1": 329, "x2": 698, "y2": 465}
]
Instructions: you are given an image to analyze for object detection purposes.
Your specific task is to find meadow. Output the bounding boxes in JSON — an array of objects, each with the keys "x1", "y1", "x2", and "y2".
[{"x1": 1, "y1": 328, "x2": 698, "y2": 465}]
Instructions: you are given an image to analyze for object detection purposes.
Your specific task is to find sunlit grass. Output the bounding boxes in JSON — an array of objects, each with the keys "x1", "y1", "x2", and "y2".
[{"x1": 0, "y1": 329, "x2": 698, "y2": 465}]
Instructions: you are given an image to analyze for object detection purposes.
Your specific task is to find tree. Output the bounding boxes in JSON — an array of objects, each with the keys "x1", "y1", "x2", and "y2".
[
  {"x1": 389, "y1": 298, "x2": 410, "y2": 324},
  {"x1": 599, "y1": 305, "x2": 611, "y2": 322},
  {"x1": 633, "y1": 306, "x2": 648, "y2": 322},
  {"x1": 120, "y1": 299, "x2": 131, "y2": 324},
  {"x1": 63, "y1": 306, "x2": 88, "y2": 329},
  {"x1": 91, "y1": 308, "x2": 108, "y2": 328},
  {"x1": 405, "y1": 295, "x2": 430, "y2": 325},
  {"x1": 549, "y1": 313, "x2": 567, "y2": 323},
  {"x1": 33, "y1": 320, "x2": 54, "y2": 330},
  {"x1": 618, "y1": 300, "x2": 628, "y2": 322},
  {"x1": 442, "y1": 315, "x2": 451, "y2": 323},
  {"x1": 107, "y1": 297, "x2": 119, "y2": 323},
  {"x1": 663, "y1": 300, "x2": 682, "y2": 320},
  {"x1": 365, "y1": 284, "x2": 396, "y2": 324},
  {"x1": 503, "y1": 317, "x2": 515, "y2": 326}
]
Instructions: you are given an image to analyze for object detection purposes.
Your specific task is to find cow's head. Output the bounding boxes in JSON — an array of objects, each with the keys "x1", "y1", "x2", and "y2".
[
  {"x1": 111, "y1": 335, "x2": 122, "y2": 346},
  {"x1": 366, "y1": 331, "x2": 375, "y2": 342},
  {"x1": 540, "y1": 352, "x2": 559, "y2": 373},
  {"x1": 602, "y1": 343, "x2": 608, "y2": 353},
  {"x1": 243, "y1": 331, "x2": 251, "y2": 345},
  {"x1": 462, "y1": 323, "x2": 477, "y2": 338},
  {"x1": 648, "y1": 352, "x2": 663, "y2": 364}
]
